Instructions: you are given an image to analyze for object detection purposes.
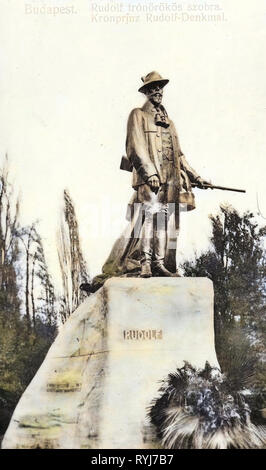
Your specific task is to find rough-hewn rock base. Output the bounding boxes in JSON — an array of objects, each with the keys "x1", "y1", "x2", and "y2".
[{"x1": 2, "y1": 277, "x2": 219, "y2": 449}]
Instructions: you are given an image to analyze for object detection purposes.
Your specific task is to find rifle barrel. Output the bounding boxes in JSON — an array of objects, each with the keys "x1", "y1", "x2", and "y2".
[{"x1": 191, "y1": 183, "x2": 246, "y2": 193}]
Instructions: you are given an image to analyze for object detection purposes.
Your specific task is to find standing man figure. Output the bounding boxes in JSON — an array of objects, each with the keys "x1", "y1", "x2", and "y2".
[
  {"x1": 90, "y1": 71, "x2": 210, "y2": 291},
  {"x1": 121, "y1": 71, "x2": 209, "y2": 278}
]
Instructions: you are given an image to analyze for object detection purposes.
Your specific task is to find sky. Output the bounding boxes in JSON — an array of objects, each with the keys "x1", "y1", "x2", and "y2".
[{"x1": 0, "y1": 0, "x2": 266, "y2": 291}]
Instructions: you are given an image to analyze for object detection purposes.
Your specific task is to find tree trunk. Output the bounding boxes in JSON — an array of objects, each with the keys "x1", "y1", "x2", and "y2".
[
  {"x1": 31, "y1": 254, "x2": 36, "y2": 330},
  {"x1": 25, "y1": 247, "x2": 30, "y2": 330}
]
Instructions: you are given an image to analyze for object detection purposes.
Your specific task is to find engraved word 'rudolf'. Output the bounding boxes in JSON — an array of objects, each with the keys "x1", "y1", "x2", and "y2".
[{"x1": 123, "y1": 329, "x2": 163, "y2": 340}]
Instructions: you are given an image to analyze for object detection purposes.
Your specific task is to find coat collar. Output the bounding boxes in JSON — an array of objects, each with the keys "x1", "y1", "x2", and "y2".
[
  {"x1": 142, "y1": 100, "x2": 158, "y2": 115},
  {"x1": 142, "y1": 100, "x2": 168, "y2": 116},
  {"x1": 142, "y1": 100, "x2": 171, "y2": 129}
]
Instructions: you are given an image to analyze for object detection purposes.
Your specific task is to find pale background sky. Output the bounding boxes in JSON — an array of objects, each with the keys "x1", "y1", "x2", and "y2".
[{"x1": 0, "y1": 0, "x2": 265, "y2": 291}]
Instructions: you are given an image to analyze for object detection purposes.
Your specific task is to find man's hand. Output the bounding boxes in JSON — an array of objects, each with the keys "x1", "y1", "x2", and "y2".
[
  {"x1": 147, "y1": 174, "x2": 160, "y2": 192},
  {"x1": 196, "y1": 177, "x2": 212, "y2": 189}
]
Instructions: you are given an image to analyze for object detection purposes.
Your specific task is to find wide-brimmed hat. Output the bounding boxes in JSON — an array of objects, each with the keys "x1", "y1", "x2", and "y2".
[{"x1": 138, "y1": 71, "x2": 169, "y2": 93}]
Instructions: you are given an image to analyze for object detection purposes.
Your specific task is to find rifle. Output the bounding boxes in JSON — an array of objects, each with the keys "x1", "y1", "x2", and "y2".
[{"x1": 191, "y1": 183, "x2": 246, "y2": 193}]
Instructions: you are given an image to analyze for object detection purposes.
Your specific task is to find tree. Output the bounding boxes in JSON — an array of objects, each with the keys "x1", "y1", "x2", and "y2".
[
  {"x1": 57, "y1": 189, "x2": 89, "y2": 322},
  {"x1": 0, "y1": 158, "x2": 58, "y2": 439},
  {"x1": 35, "y1": 233, "x2": 57, "y2": 336},
  {"x1": 18, "y1": 223, "x2": 37, "y2": 330},
  {"x1": 0, "y1": 156, "x2": 21, "y2": 322},
  {"x1": 182, "y1": 205, "x2": 266, "y2": 388},
  {"x1": 17, "y1": 223, "x2": 58, "y2": 334}
]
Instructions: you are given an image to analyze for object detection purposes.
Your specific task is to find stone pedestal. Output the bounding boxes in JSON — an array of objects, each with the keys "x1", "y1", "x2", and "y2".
[{"x1": 2, "y1": 277, "x2": 219, "y2": 449}]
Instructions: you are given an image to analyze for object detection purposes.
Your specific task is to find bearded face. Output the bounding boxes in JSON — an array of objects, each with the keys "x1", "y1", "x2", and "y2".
[{"x1": 145, "y1": 84, "x2": 164, "y2": 106}]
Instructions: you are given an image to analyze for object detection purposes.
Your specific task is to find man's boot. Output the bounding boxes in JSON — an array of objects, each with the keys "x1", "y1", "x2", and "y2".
[
  {"x1": 153, "y1": 261, "x2": 175, "y2": 277},
  {"x1": 140, "y1": 259, "x2": 152, "y2": 278},
  {"x1": 140, "y1": 244, "x2": 152, "y2": 277},
  {"x1": 140, "y1": 213, "x2": 153, "y2": 278},
  {"x1": 153, "y1": 229, "x2": 175, "y2": 277}
]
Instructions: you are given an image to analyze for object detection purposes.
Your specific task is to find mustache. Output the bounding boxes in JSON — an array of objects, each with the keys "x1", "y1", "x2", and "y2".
[{"x1": 147, "y1": 91, "x2": 163, "y2": 98}]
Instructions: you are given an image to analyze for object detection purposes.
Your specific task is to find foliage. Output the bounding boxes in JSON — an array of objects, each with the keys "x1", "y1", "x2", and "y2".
[
  {"x1": 57, "y1": 189, "x2": 89, "y2": 322},
  {"x1": 149, "y1": 362, "x2": 265, "y2": 449},
  {"x1": 182, "y1": 205, "x2": 266, "y2": 392},
  {"x1": 0, "y1": 158, "x2": 57, "y2": 440},
  {"x1": 0, "y1": 164, "x2": 90, "y2": 440}
]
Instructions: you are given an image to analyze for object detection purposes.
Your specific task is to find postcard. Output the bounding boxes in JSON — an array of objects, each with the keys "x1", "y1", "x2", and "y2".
[{"x1": 0, "y1": 0, "x2": 265, "y2": 452}]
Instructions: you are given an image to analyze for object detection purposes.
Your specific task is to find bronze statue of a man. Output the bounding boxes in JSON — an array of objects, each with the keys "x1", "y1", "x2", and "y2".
[{"x1": 91, "y1": 72, "x2": 209, "y2": 290}]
